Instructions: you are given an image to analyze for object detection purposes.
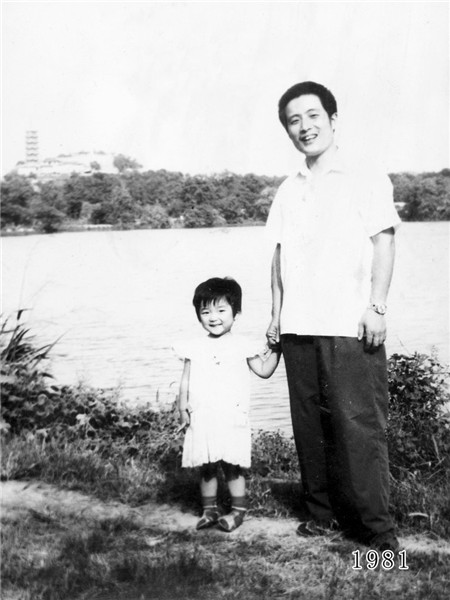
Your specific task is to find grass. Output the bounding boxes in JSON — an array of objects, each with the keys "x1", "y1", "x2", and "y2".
[
  {"x1": 2, "y1": 506, "x2": 449, "y2": 600},
  {"x1": 2, "y1": 429, "x2": 450, "y2": 599}
]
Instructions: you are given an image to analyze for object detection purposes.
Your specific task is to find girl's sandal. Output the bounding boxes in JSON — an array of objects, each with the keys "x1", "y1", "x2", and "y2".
[
  {"x1": 217, "y1": 509, "x2": 245, "y2": 532},
  {"x1": 196, "y1": 508, "x2": 221, "y2": 530}
]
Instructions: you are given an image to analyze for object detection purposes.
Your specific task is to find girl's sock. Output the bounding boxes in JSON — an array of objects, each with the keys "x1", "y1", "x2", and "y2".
[
  {"x1": 201, "y1": 495, "x2": 218, "y2": 511},
  {"x1": 231, "y1": 496, "x2": 247, "y2": 512}
]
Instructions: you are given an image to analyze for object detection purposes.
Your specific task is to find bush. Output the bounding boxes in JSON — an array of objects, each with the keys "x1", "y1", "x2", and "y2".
[
  {"x1": 387, "y1": 352, "x2": 450, "y2": 478},
  {"x1": 0, "y1": 314, "x2": 56, "y2": 434},
  {"x1": 251, "y1": 430, "x2": 299, "y2": 478},
  {"x1": 1, "y1": 315, "x2": 183, "y2": 469},
  {"x1": 139, "y1": 204, "x2": 170, "y2": 229}
]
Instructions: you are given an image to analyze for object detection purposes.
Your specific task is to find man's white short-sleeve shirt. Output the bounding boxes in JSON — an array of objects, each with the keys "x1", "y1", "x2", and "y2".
[{"x1": 265, "y1": 152, "x2": 401, "y2": 337}]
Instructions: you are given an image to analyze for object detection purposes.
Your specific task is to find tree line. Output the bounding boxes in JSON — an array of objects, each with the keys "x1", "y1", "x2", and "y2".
[{"x1": 1, "y1": 167, "x2": 449, "y2": 233}]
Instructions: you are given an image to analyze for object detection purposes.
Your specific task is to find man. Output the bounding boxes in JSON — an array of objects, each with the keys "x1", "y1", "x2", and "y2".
[{"x1": 266, "y1": 81, "x2": 401, "y2": 551}]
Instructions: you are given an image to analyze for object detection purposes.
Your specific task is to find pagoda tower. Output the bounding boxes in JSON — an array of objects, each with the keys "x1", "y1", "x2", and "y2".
[{"x1": 25, "y1": 130, "x2": 39, "y2": 165}]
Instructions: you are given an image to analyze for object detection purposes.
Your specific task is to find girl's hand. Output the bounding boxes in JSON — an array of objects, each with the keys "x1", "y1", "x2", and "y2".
[
  {"x1": 179, "y1": 407, "x2": 191, "y2": 426},
  {"x1": 260, "y1": 343, "x2": 280, "y2": 361},
  {"x1": 175, "y1": 422, "x2": 188, "y2": 434},
  {"x1": 176, "y1": 408, "x2": 190, "y2": 434}
]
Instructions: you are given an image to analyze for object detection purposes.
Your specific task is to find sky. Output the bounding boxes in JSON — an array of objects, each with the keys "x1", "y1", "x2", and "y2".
[{"x1": 2, "y1": 1, "x2": 449, "y2": 176}]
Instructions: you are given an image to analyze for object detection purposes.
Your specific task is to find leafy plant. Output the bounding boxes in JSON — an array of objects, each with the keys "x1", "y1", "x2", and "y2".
[
  {"x1": 251, "y1": 430, "x2": 299, "y2": 478},
  {"x1": 387, "y1": 352, "x2": 450, "y2": 478},
  {"x1": 1, "y1": 313, "x2": 57, "y2": 433},
  {"x1": 0, "y1": 314, "x2": 187, "y2": 490}
]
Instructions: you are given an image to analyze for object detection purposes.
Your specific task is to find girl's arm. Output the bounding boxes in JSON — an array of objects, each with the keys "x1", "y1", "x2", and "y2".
[
  {"x1": 177, "y1": 359, "x2": 191, "y2": 426},
  {"x1": 247, "y1": 345, "x2": 281, "y2": 379}
]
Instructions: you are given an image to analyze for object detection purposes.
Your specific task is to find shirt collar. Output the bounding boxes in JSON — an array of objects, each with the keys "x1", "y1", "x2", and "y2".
[{"x1": 297, "y1": 147, "x2": 346, "y2": 178}]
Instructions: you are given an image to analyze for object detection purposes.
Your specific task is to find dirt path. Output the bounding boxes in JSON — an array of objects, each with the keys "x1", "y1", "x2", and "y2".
[{"x1": 2, "y1": 480, "x2": 449, "y2": 556}]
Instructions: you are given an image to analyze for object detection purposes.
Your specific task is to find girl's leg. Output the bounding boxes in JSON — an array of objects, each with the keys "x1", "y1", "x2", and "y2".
[
  {"x1": 218, "y1": 462, "x2": 247, "y2": 532},
  {"x1": 197, "y1": 462, "x2": 221, "y2": 530}
]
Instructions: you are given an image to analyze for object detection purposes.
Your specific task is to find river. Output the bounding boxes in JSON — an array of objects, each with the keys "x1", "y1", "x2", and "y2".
[{"x1": 2, "y1": 222, "x2": 449, "y2": 435}]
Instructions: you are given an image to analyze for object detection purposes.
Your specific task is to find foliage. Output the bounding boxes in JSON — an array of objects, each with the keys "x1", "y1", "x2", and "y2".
[
  {"x1": 30, "y1": 201, "x2": 66, "y2": 233},
  {"x1": 0, "y1": 316, "x2": 182, "y2": 471},
  {"x1": 390, "y1": 169, "x2": 450, "y2": 221},
  {"x1": 387, "y1": 352, "x2": 450, "y2": 478},
  {"x1": 124, "y1": 169, "x2": 184, "y2": 208},
  {"x1": 113, "y1": 154, "x2": 142, "y2": 173},
  {"x1": 0, "y1": 314, "x2": 57, "y2": 434},
  {"x1": 2, "y1": 168, "x2": 449, "y2": 233},
  {"x1": 0, "y1": 173, "x2": 36, "y2": 227},
  {"x1": 251, "y1": 430, "x2": 299, "y2": 477},
  {"x1": 183, "y1": 204, "x2": 226, "y2": 228},
  {"x1": 139, "y1": 204, "x2": 171, "y2": 228},
  {"x1": 104, "y1": 181, "x2": 137, "y2": 227}
]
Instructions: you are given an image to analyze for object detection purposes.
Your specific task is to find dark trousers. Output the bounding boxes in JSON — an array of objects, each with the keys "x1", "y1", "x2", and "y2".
[{"x1": 281, "y1": 334, "x2": 394, "y2": 541}]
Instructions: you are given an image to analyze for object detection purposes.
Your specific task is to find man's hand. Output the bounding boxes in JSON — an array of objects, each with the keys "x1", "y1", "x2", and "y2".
[
  {"x1": 266, "y1": 317, "x2": 280, "y2": 348},
  {"x1": 357, "y1": 309, "x2": 387, "y2": 350}
]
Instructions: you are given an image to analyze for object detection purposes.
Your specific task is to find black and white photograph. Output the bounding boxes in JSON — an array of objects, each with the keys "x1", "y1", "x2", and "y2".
[{"x1": 2, "y1": 1, "x2": 449, "y2": 598}]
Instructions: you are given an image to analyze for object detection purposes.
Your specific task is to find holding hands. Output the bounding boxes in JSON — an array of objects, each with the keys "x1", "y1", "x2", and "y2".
[{"x1": 266, "y1": 316, "x2": 281, "y2": 349}]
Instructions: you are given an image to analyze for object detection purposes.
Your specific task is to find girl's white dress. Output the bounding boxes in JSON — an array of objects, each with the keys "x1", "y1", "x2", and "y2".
[{"x1": 173, "y1": 333, "x2": 259, "y2": 468}]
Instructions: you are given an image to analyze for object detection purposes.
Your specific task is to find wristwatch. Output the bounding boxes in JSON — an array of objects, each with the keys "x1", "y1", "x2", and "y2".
[{"x1": 369, "y1": 303, "x2": 387, "y2": 315}]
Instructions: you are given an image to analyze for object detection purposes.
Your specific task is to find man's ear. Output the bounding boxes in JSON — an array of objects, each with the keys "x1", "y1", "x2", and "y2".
[
  {"x1": 234, "y1": 312, "x2": 241, "y2": 321},
  {"x1": 331, "y1": 112, "x2": 338, "y2": 132}
]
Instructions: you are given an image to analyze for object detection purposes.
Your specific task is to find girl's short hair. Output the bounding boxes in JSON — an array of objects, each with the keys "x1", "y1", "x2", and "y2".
[{"x1": 193, "y1": 277, "x2": 242, "y2": 320}]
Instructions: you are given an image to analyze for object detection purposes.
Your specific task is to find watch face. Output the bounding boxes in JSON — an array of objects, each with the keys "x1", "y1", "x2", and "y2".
[{"x1": 375, "y1": 304, "x2": 387, "y2": 315}]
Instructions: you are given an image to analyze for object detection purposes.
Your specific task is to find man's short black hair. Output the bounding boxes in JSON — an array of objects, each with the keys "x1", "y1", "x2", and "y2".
[
  {"x1": 193, "y1": 277, "x2": 242, "y2": 320},
  {"x1": 278, "y1": 81, "x2": 338, "y2": 129}
]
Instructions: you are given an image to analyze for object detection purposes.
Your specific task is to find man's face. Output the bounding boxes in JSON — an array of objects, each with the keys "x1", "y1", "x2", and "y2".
[{"x1": 284, "y1": 94, "x2": 337, "y2": 158}]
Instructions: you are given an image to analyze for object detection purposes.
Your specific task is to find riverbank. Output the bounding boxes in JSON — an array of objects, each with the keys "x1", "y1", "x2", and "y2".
[
  {"x1": 1, "y1": 320, "x2": 449, "y2": 598},
  {"x1": 2, "y1": 380, "x2": 450, "y2": 600},
  {"x1": 1, "y1": 219, "x2": 266, "y2": 237},
  {"x1": 1, "y1": 223, "x2": 115, "y2": 236}
]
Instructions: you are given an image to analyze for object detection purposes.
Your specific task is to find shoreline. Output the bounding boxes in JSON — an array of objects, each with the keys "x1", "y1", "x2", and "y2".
[{"x1": 2, "y1": 219, "x2": 448, "y2": 238}]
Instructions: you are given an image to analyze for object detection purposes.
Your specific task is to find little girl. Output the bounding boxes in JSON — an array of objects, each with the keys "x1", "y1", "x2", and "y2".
[{"x1": 173, "y1": 277, "x2": 280, "y2": 532}]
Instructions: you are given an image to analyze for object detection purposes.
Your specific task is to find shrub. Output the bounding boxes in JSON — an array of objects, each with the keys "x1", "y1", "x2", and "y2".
[
  {"x1": 387, "y1": 352, "x2": 450, "y2": 478},
  {"x1": 0, "y1": 314, "x2": 56, "y2": 434},
  {"x1": 251, "y1": 430, "x2": 299, "y2": 478},
  {"x1": 139, "y1": 204, "x2": 171, "y2": 229},
  {"x1": 1, "y1": 314, "x2": 183, "y2": 469}
]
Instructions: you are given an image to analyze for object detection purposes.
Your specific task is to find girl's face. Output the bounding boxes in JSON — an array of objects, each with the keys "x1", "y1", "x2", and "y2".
[{"x1": 199, "y1": 297, "x2": 236, "y2": 337}]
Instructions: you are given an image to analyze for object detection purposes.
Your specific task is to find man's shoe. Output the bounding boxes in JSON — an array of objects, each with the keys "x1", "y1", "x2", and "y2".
[
  {"x1": 296, "y1": 519, "x2": 339, "y2": 537},
  {"x1": 369, "y1": 531, "x2": 400, "y2": 552}
]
